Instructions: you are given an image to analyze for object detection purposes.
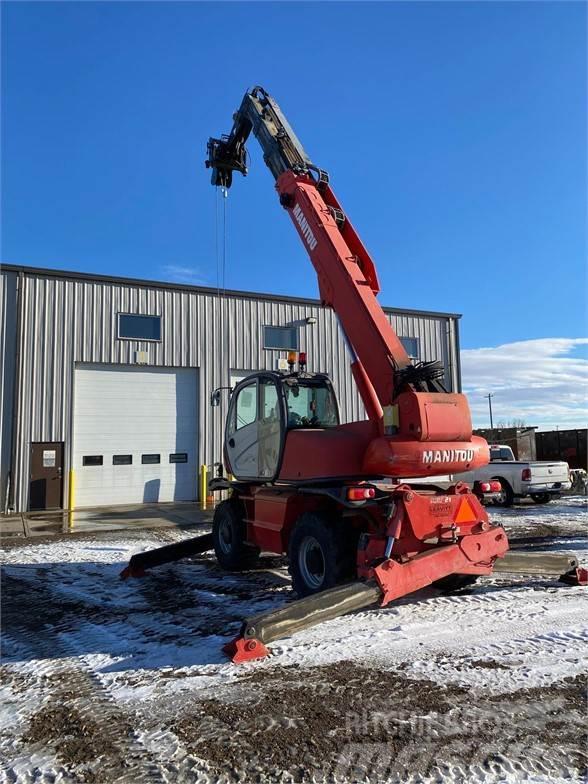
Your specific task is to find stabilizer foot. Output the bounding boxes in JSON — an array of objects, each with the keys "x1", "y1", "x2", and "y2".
[
  {"x1": 222, "y1": 636, "x2": 269, "y2": 664},
  {"x1": 560, "y1": 566, "x2": 588, "y2": 587}
]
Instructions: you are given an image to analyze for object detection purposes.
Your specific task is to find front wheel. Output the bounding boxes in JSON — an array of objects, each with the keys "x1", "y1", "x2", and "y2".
[
  {"x1": 288, "y1": 512, "x2": 351, "y2": 597},
  {"x1": 530, "y1": 492, "x2": 551, "y2": 504},
  {"x1": 212, "y1": 499, "x2": 260, "y2": 571}
]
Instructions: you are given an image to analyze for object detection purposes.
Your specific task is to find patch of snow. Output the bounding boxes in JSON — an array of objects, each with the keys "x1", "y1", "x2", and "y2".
[{"x1": 1, "y1": 505, "x2": 586, "y2": 782}]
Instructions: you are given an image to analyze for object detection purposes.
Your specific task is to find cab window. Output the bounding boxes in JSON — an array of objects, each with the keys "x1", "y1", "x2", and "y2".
[
  {"x1": 261, "y1": 380, "x2": 280, "y2": 421},
  {"x1": 284, "y1": 382, "x2": 338, "y2": 429},
  {"x1": 233, "y1": 382, "x2": 257, "y2": 431}
]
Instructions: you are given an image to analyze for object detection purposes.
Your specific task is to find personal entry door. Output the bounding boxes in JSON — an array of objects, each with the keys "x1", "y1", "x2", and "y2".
[{"x1": 29, "y1": 442, "x2": 64, "y2": 510}]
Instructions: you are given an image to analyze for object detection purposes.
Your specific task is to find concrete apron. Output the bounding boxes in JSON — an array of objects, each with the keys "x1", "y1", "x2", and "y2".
[{"x1": 1, "y1": 502, "x2": 214, "y2": 539}]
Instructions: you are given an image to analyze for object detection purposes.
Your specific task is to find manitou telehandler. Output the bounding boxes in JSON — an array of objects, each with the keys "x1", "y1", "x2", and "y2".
[{"x1": 121, "y1": 87, "x2": 585, "y2": 662}]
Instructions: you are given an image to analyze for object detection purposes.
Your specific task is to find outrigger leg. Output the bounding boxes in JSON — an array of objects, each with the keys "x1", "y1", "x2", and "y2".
[
  {"x1": 225, "y1": 539, "x2": 588, "y2": 664},
  {"x1": 119, "y1": 530, "x2": 585, "y2": 665},
  {"x1": 224, "y1": 581, "x2": 382, "y2": 663},
  {"x1": 120, "y1": 533, "x2": 213, "y2": 579},
  {"x1": 225, "y1": 527, "x2": 509, "y2": 664},
  {"x1": 494, "y1": 550, "x2": 588, "y2": 586}
]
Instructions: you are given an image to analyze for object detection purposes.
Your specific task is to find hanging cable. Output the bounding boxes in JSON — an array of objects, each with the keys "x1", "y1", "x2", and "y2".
[
  {"x1": 215, "y1": 186, "x2": 220, "y2": 299},
  {"x1": 222, "y1": 186, "x2": 228, "y2": 293},
  {"x1": 213, "y1": 186, "x2": 230, "y2": 387}
]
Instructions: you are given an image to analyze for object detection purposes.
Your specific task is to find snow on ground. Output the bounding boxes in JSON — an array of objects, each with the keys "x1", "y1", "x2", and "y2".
[{"x1": 0, "y1": 499, "x2": 586, "y2": 783}]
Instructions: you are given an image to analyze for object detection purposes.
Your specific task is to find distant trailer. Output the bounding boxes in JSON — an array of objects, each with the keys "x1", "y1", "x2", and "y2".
[
  {"x1": 473, "y1": 427, "x2": 538, "y2": 462},
  {"x1": 535, "y1": 429, "x2": 587, "y2": 471}
]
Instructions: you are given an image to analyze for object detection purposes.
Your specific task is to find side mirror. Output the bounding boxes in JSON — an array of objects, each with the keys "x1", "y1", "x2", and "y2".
[
  {"x1": 210, "y1": 389, "x2": 221, "y2": 407},
  {"x1": 210, "y1": 386, "x2": 234, "y2": 407}
]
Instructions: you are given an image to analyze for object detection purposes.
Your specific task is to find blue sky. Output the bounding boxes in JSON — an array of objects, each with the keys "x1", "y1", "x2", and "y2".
[{"x1": 2, "y1": 2, "x2": 586, "y2": 427}]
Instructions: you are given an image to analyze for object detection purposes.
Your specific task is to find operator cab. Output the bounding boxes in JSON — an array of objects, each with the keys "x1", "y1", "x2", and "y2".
[{"x1": 225, "y1": 370, "x2": 339, "y2": 482}]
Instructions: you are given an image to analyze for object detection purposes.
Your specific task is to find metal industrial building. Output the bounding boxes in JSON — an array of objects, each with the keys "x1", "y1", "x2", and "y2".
[{"x1": 0, "y1": 264, "x2": 463, "y2": 513}]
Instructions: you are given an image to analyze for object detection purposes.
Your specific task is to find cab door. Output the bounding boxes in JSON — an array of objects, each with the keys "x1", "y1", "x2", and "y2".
[
  {"x1": 226, "y1": 379, "x2": 259, "y2": 479},
  {"x1": 225, "y1": 375, "x2": 285, "y2": 482}
]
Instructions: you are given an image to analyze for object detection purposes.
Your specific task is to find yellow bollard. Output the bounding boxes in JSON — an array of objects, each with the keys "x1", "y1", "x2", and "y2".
[
  {"x1": 68, "y1": 469, "x2": 75, "y2": 530},
  {"x1": 200, "y1": 464, "x2": 208, "y2": 511}
]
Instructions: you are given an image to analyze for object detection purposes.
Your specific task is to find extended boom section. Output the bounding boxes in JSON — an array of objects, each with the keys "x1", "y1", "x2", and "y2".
[{"x1": 206, "y1": 86, "x2": 488, "y2": 478}]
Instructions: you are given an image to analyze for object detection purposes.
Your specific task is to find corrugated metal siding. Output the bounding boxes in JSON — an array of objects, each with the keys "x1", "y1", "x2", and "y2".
[{"x1": 1, "y1": 269, "x2": 459, "y2": 512}]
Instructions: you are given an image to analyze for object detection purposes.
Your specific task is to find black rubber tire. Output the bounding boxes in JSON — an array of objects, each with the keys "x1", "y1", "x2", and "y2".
[
  {"x1": 433, "y1": 575, "x2": 479, "y2": 592},
  {"x1": 288, "y1": 512, "x2": 352, "y2": 597},
  {"x1": 212, "y1": 499, "x2": 260, "y2": 571},
  {"x1": 493, "y1": 478, "x2": 514, "y2": 507},
  {"x1": 530, "y1": 493, "x2": 551, "y2": 504}
]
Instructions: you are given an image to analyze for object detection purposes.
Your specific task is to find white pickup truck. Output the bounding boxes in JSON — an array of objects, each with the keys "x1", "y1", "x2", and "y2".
[{"x1": 453, "y1": 445, "x2": 571, "y2": 506}]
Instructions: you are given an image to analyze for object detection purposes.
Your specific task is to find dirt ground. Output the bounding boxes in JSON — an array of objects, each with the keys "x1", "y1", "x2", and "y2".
[
  {"x1": 169, "y1": 663, "x2": 586, "y2": 782},
  {"x1": 1, "y1": 497, "x2": 586, "y2": 783}
]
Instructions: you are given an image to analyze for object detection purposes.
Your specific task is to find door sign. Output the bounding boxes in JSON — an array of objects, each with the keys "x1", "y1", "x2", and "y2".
[{"x1": 43, "y1": 450, "x2": 56, "y2": 468}]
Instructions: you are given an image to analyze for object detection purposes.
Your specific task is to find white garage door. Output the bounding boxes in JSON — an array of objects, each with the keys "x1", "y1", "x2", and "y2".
[{"x1": 73, "y1": 365, "x2": 199, "y2": 507}]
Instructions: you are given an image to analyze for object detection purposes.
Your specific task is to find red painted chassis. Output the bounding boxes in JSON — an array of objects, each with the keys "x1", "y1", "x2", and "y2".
[{"x1": 224, "y1": 481, "x2": 509, "y2": 662}]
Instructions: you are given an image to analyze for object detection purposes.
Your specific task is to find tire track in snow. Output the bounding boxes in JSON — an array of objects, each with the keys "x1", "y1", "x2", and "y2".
[
  {"x1": 2, "y1": 523, "x2": 587, "y2": 783},
  {"x1": 1, "y1": 570, "x2": 166, "y2": 783}
]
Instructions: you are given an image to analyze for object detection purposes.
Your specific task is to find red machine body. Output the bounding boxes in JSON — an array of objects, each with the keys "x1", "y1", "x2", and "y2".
[
  {"x1": 119, "y1": 88, "x2": 585, "y2": 665},
  {"x1": 235, "y1": 480, "x2": 507, "y2": 564},
  {"x1": 203, "y1": 87, "x2": 509, "y2": 659}
]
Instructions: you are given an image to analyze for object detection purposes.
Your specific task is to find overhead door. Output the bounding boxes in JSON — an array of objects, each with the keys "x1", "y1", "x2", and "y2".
[{"x1": 73, "y1": 364, "x2": 198, "y2": 507}]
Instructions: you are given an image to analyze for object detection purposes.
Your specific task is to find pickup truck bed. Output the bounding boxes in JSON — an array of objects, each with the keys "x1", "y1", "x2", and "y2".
[{"x1": 453, "y1": 446, "x2": 570, "y2": 506}]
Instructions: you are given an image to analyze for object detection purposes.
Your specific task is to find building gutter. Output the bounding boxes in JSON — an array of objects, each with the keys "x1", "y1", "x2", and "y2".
[{"x1": 6, "y1": 271, "x2": 23, "y2": 513}]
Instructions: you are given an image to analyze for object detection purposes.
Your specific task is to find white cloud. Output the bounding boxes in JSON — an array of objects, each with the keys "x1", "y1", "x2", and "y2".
[
  {"x1": 162, "y1": 264, "x2": 209, "y2": 286},
  {"x1": 461, "y1": 338, "x2": 588, "y2": 430}
]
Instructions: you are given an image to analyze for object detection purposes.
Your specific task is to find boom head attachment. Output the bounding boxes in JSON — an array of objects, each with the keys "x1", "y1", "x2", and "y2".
[
  {"x1": 206, "y1": 134, "x2": 249, "y2": 188},
  {"x1": 205, "y1": 86, "x2": 314, "y2": 189}
]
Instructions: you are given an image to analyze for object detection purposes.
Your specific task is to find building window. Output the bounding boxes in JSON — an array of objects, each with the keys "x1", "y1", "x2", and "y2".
[
  {"x1": 400, "y1": 337, "x2": 420, "y2": 360},
  {"x1": 83, "y1": 455, "x2": 103, "y2": 466},
  {"x1": 141, "y1": 454, "x2": 160, "y2": 464},
  {"x1": 118, "y1": 313, "x2": 161, "y2": 341},
  {"x1": 263, "y1": 325, "x2": 299, "y2": 351},
  {"x1": 113, "y1": 455, "x2": 132, "y2": 465},
  {"x1": 169, "y1": 453, "x2": 188, "y2": 463}
]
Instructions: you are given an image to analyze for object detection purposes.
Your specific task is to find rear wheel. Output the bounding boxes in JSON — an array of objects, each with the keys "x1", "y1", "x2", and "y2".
[
  {"x1": 288, "y1": 512, "x2": 352, "y2": 597},
  {"x1": 433, "y1": 575, "x2": 479, "y2": 592},
  {"x1": 213, "y1": 499, "x2": 260, "y2": 570},
  {"x1": 493, "y1": 478, "x2": 514, "y2": 507},
  {"x1": 530, "y1": 493, "x2": 551, "y2": 504}
]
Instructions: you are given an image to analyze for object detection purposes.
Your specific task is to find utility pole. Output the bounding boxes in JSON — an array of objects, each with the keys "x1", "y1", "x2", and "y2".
[{"x1": 485, "y1": 393, "x2": 494, "y2": 430}]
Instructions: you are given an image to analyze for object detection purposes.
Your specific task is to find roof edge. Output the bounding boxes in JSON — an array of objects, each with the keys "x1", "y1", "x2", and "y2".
[{"x1": 0, "y1": 262, "x2": 462, "y2": 320}]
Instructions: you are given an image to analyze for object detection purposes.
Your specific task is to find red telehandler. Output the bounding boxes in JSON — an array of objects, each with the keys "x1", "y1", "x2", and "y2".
[{"x1": 122, "y1": 87, "x2": 583, "y2": 662}]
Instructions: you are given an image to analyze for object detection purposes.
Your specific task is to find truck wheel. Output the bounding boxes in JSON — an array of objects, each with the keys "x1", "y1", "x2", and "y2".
[
  {"x1": 288, "y1": 513, "x2": 348, "y2": 597},
  {"x1": 493, "y1": 478, "x2": 514, "y2": 507},
  {"x1": 213, "y1": 499, "x2": 260, "y2": 571},
  {"x1": 531, "y1": 493, "x2": 551, "y2": 504},
  {"x1": 433, "y1": 575, "x2": 479, "y2": 592}
]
